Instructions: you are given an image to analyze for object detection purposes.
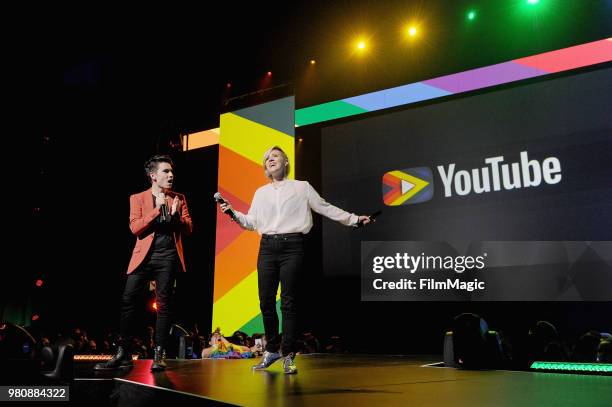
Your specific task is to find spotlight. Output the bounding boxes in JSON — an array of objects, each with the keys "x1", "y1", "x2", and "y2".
[
  {"x1": 35, "y1": 279, "x2": 44, "y2": 287},
  {"x1": 310, "y1": 59, "x2": 316, "y2": 65},
  {"x1": 41, "y1": 341, "x2": 74, "y2": 382},
  {"x1": 407, "y1": 26, "x2": 417, "y2": 37},
  {"x1": 467, "y1": 11, "x2": 476, "y2": 20},
  {"x1": 443, "y1": 313, "x2": 505, "y2": 369},
  {"x1": 357, "y1": 41, "x2": 366, "y2": 50},
  {"x1": 0, "y1": 323, "x2": 40, "y2": 384},
  {"x1": 168, "y1": 324, "x2": 193, "y2": 359},
  {"x1": 527, "y1": 0, "x2": 539, "y2": 4},
  {"x1": 226, "y1": 82, "x2": 232, "y2": 88},
  {"x1": 0, "y1": 322, "x2": 37, "y2": 360},
  {"x1": 267, "y1": 71, "x2": 272, "y2": 76}
]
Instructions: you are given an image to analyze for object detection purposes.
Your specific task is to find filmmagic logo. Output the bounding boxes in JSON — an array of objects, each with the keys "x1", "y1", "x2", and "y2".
[
  {"x1": 383, "y1": 150, "x2": 561, "y2": 205},
  {"x1": 370, "y1": 252, "x2": 488, "y2": 293}
]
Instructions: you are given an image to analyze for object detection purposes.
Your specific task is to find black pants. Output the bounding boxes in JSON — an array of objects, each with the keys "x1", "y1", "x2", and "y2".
[
  {"x1": 119, "y1": 256, "x2": 178, "y2": 349},
  {"x1": 257, "y1": 234, "x2": 304, "y2": 355}
]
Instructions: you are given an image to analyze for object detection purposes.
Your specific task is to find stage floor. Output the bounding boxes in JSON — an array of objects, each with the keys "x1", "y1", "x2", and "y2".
[{"x1": 75, "y1": 354, "x2": 612, "y2": 406}]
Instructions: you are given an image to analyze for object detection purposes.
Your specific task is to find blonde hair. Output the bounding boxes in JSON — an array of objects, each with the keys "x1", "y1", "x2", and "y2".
[{"x1": 262, "y1": 146, "x2": 290, "y2": 180}]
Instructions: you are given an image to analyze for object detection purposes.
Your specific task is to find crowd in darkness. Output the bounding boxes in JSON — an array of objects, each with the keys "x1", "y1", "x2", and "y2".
[
  {"x1": 17, "y1": 319, "x2": 612, "y2": 365},
  {"x1": 33, "y1": 325, "x2": 346, "y2": 360}
]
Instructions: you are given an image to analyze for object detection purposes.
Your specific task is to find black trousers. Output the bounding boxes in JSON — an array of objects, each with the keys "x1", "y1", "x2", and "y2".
[
  {"x1": 257, "y1": 234, "x2": 304, "y2": 355},
  {"x1": 119, "y1": 256, "x2": 179, "y2": 349}
]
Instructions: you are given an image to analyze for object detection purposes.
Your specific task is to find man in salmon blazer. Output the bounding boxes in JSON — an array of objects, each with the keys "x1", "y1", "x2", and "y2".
[{"x1": 95, "y1": 155, "x2": 193, "y2": 372}]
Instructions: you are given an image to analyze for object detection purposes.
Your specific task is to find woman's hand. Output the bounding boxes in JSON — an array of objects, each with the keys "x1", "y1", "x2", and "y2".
[
  {"x1": 358, "y1": 215, "x2": 371, "y2": 225},
  {"x1": 220, "y1": 202, "x2": 233, "y2": 214}
]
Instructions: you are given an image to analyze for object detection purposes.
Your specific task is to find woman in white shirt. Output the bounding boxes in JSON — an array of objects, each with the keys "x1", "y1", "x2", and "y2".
[{"x1": 220, "y1": 146, "x2": 370, "y2": 374}]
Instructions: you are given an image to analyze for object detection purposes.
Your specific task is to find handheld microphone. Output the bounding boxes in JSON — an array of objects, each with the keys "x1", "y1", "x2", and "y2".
[
  {"x1": 157, "y1": 193, "x2": 169, "y2": 223},
  {"x1": 214, "y1": 192, "x2": 237, "y2": 221},
  {"x1": 159, "y1": 203, "x2": 169, "y2": 222},
  {"x1": 356, "y1": 210, "x2": 381, "y2": 228}
]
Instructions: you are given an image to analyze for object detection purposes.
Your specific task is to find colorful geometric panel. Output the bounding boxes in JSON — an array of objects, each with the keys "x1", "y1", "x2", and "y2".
[
  {"x1": 182, "y1": 128, "x2": 219, "y2": 151},
  {"x1": 212, "y1": 97, "x2": 295, "y2": 335},
  {"x1": 233, "y1": 96, "x2": 296, "y2": 137},
  {"x1": 294, "y1": 100, "x2": 368, "y2": 128},
  {"x1": 220, "y1": 113, "x2": 295, "y2": 177},
  {"x1": 295, "y1": 38, "x2": 612, "y2": 126},
  {"x1": 423, "y1": 61, "x2": 547, "y2": 94}
]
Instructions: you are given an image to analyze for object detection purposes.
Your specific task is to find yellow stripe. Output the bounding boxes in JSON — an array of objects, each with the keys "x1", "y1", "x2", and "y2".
[
  {"x1": 220, "y1": 113, "x2": 295, "y2": 179},
  {"x1": 388, "y1": 170, "x2": 429, "y2": 206},
  {"x1": 212, "y1": 269, "x2": 280, "y2": 333}
]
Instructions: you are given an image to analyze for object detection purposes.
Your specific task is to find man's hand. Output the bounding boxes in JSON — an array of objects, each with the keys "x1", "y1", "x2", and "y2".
[
  {"x1": 171, "y1": 196, "x2": 180, "y2": 215},
  {"x1": 155, "y1": 193, "x2": 166, "y2": 208}
]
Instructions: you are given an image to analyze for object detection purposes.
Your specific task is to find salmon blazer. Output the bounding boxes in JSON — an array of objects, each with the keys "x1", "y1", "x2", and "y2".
[{"x1": 127, "y1": 188, "x2": 193, "y2": 274}]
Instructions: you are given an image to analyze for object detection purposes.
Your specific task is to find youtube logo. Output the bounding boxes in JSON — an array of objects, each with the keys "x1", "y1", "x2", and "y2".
[{"x1": 383, "y1": 167, "x2": 434, "y2": 206}]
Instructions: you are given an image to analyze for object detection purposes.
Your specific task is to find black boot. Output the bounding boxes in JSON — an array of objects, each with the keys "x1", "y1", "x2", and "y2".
[
  {"x1": 150, "y1": 346, "x2": 167, "y2": 372},
  {"x1": 93, "y1": 346, "x2": 133, "y2": 370}
]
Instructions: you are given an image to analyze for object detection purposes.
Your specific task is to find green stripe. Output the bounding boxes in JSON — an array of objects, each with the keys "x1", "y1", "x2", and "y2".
[
  {"x1": 295, "y1": 101, "x2": 368, "y2": 126},
  {"x1": 238, "y1": 300, "x2": 282, "y2": 335}
]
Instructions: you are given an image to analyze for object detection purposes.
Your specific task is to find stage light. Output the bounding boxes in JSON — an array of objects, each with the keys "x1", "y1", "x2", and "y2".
[
  {"x1": 531, "y1": 361, "x2": 612, "y2": 374},
  {"x1": 267, "y1": 71, "x2": 272, "y2": 76},
  {"x1": 527, "y1": 0, "x2": 539, "y2": 4},
  {"x1": 443, "y1": 313, "x2": 505, "y2": 369},
  {"x1": 226, "y1": 82, "x2": 231, "y2": 88},
  {"x1": 467, "y1": 11, "x2": 476, "y2": 20},
  {"x1": 168, "y1": 324, "x2": 193, "y2": 359},
  {"x1": 152, "y1": 301, "x2": 158, "y2": 311},
  {"x1": 310, "y1": 59, "x2": 316, "y2": 65},
  {"x1": 31, "y1": 314, "x2": 40, "y2": 321},
  {"x1": 407, "y1": 26, "x2": 417, "y2": 37},
  {"x1": 35, "y1": 279, "x2": 43, "y2": 287},
  {"x1": 74, "y1": 354, "x2": 139, "y2": 361},
  {"x1": 357, "y1": 40, "x2": 366, "y2": 50},
  {"x1": 41, "y1": 342, "x2": 74, "y2": 381}
]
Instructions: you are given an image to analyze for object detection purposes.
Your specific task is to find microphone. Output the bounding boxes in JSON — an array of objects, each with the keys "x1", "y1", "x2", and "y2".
[
  {"x1": 160, "y1": 203, "x2": 169, "y2": 222},
  {"x1": 214, "y1": 192, "x2": 237, "y2": 221},
  {"x1": 157, "y1": 192, "x2": 169, "y2": 223}
]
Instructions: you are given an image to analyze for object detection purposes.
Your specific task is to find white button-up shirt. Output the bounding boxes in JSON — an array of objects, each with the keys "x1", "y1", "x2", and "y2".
[{"x1": 235, "y1": 180, "x2": 358, "y2": 235}]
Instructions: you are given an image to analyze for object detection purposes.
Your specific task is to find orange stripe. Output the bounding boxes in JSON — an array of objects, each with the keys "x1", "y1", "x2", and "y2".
[
  {"x1": 383, "y1": 173, "x2": 400, "y2": 186},
  {"x1": 213, "y1": 231, "x2": 261, "y2": 302},
  {"x1": 218, "y1": 146, "x2": 269, "y2": 204},
  {"x1": 384, "y1": 189, "x2": 401, "y2": 204}
]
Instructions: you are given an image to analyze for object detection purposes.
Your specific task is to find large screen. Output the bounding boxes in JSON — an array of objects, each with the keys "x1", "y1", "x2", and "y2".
[{"x1": 321, "y1": 65, "x2": 612, "y2": 301}]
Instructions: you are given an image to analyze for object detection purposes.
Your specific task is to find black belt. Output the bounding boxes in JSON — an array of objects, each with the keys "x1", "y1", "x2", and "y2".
[{"x1": 261, "y1": 233, "x2": 304, "y2": 240}]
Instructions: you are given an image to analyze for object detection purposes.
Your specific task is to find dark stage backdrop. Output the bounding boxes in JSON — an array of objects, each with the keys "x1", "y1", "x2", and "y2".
[
  {"x1": 16, "y1": 143, "x2": 219, "y2": 345},
  {"x1": 296, "y1": 64, "x2": 612, "y2": 353}
]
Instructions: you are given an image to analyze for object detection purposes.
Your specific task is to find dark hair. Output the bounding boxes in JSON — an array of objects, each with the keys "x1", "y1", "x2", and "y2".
[{"x1": 144, "y1": 155, "x2": 174, "y2": 183}]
